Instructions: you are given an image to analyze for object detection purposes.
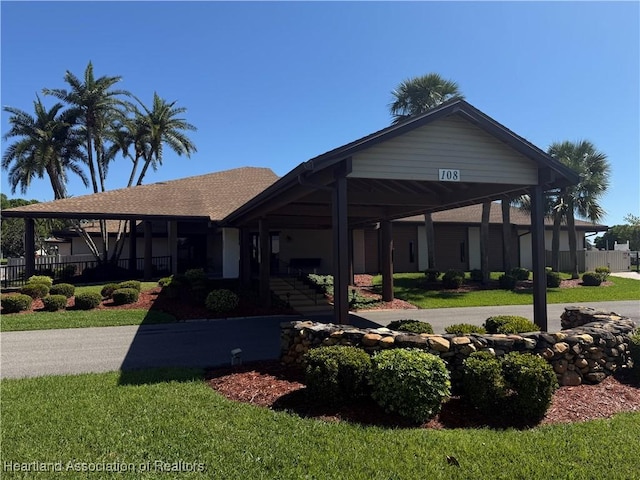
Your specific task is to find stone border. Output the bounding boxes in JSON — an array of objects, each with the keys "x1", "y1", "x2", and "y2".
[{"x1": 280, "y1": 307, "x2": 637, "y2": 387}]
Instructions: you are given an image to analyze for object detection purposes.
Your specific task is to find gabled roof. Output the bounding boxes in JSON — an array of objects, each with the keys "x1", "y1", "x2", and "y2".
[
  {"x1": 1, "y1": 167, "x2": 279, "y2": 222},
  {"x1": 397, "y1": 204, "x2": 608, "y2": 231}
]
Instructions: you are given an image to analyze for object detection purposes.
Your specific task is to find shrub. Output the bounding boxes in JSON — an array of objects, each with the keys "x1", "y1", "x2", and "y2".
[
  {"x1": 74, "y1": 292, "x2": 103, "y2": 310},
  {"x1": 469, "y1": 269, "x2": 483, "y2": 282},
  {"x1": 20, "y1": 283, "x2": 50, "y2": 299},
  {"x1": 205, "y1": 289, "x2": 240, "y2": 314},
  {"x1": 100, "y1": 283, "x2": 121, "y2": 299},
  {"x1": 370, "y1": 349, "x2": 451, "y2": 423},
  {"x1": 501, "y1": 352, "x2": 558, "y2": 421},
  {"x1": 112, "y1": 288, "x2": 139, "y2": 305},
  {"x1": 445, "y1": 323, "x2": 487, "y2": 335},
  {"x1": 629, "y1": 329, "x2": 640, "y2": 382},
  {"x1": 387, "y1": 319, "x2": 434, "y2": 334},
  {"x1": 49, "y1": 283, "x2": 75, "y2": 298},
  {"x1": 463, "y1": 351, "x2": 506, "y2": 414},
  {"x1": 42, "y1": 294, "x2": 68, "y2": 312},
  {"x1": 55, "y1": 264, "x2": 77, "y2": 281},
  {"x1": 595, "y1": 266, "x2": 610, "y2": 281},
  {"x1": 27, "y1": 275, "x2": 53, "y2": 287},
  {"x1": 307, "y1": 274, "x2": 334, "y2": 294},
  {"x1": 546, "y1": 271, "x2": 562, "y2": 288},
  {"x1": 442, "y1": 269, "x2": 465, "y2": 289},
  {"x1": 304, "y1": 346, "x2": 372, "y2": 403},
  {"x1": 509, "y1": 267, "x2": 531, "y2": 281},
  {"x1": 185, "y1": 268, "x2": 207, "y2": 283},
  {"x1": 424, "y1": 269, "x2": 440, "y2": 283},
  {"x1": 581, "y1": 272, "x2": 602, "y2": 287},
  {"x1": 117, "y1": 280, "x2": 141, "y2": 292},
  {"x1": 484, "y1": 315, "x2": 538, "y2": 334},
  {"x1": 498, "y1": 274, "x2": 517, "y2": 290},
  {"x1": 1, "y1": 294, "x2": 33, "y2": 313},
  {"x1": 158, "y1": 276, "x2": 172, "y2": 287}
]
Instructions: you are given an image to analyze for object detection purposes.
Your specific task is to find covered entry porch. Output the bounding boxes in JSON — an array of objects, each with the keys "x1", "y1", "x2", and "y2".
[{"x1": 224, "y1": 99, "x2": 579, "y2": 331}]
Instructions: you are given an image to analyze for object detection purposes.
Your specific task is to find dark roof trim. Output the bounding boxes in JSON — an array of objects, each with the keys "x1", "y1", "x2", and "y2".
[{"x1": 0, "y1": 211, "x2": 210, "y2": 223}]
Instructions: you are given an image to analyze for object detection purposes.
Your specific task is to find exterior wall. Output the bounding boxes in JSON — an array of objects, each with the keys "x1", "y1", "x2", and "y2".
[
  {"x1": 352, "y1": 229, "x2": 366, "y2": 274},
  {"x1": 417, "y1": 224, "x2": 428, "y2": 271},
  {"x1": 349, "y1": 116, "x2": 538, "y2": 185},
  {"x1": 364, "y1": 229, "x2": 379, "y2": 273},
  {"x1": 279, "y1": 229, "x2": 333, "y2": 275},
  {"x1": 434, "y1": 225, "x2": 468, "y2": 271},
  {"x1": 392, "y1": 224, "x2": 419, "y2": 273},
  {"x1": 222, "y1": 228, "x2": 240, "y2": 278},
  {"x1": 519, "y1": 229, "x2": 580, "y2": 270},
  {"x1": 70, "y1": 236, "x2": 170, "y2": 258}
]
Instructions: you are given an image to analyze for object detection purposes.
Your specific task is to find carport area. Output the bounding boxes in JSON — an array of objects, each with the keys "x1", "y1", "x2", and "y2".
[{"x1": 223, "y1": 99, "x2": 579, "y2": 331}]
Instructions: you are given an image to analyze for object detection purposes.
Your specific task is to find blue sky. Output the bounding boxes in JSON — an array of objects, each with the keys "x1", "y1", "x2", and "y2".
[{"x1": 1, "y1": 1, "x2": 638, "y2": 228}]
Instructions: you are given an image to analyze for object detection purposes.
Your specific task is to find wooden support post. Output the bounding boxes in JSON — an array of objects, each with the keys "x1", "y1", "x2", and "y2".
[
  {"x1": 25, "y1": 218, "x2": 35, "y2": 279},
  {"x1": 530, "y1": 184, "x2": 548, "y2": 331},
  {"x1": 381, "y1": 220, "x2": 394, "y2": 302},
  {"x1": 332, "y1": 174, "x2": 349, "y2": 324},
  {"x1": 143, "y1": 221, "x2": 152, "y2": 281},
  {"x1": 240, "y1": 227, "x2": 252, "y2": 287},
  {"x1": 348, "y1": 228, "x2": 355, "y2": 285},
  {"x1": 128, "y1": 219, "x2": 137, "y2": 273},
  {"x1": 259, "y1": 218, "x2": 271, "y2": 307},
  {"x1": 167, "y1": 220, "x2": 178, "y2": 275}
]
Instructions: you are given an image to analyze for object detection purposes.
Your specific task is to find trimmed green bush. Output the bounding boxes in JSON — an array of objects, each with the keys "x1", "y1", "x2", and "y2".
[
  {"x1": 112, "y1": 288, "x2": 139, "y2": 305},
  {"x1": 595, "y1": 266, "x2": 611, "y2": 281},
  {"x1": 424, "y1": 269, "x2": 440, "y2": 283},
  {"x1": 582, "y1": 272, "x2": 602, "y2": 287},
  {"x1": 74, "y1": 292, "x2": 103, "y2": 310},
  {"x1": 117, "y1": 280, "x2": 141, "y2": 292},
  {"x1": 502, "y1": 352, "x2": 558, "y2": 421},
  {"x1": 100, "y1": 283, "x2": 121, "y2": 299},
  {"x1": 42, "y1": 294, "x2": 68, "y2": 312},
  {"x1": 27, "y1": 275, "x2": 53, "y2": 287},
  {"x1": 1, "y1": 294, "x2": 33, "y2": 313},
  {"x1": 509, "y1": 267, "x2": 530, "y2": 281},
  {"x1": 469, "y1": 269, "x2": 483, "y2": 282},
  {"x1": 445, "y1": 323, "x2": 487, "y2": 335},
  {"x1": 158, "y1": 277, "x2": 172, "y2": 287},
  {"x1": 20, "y1": 283, "x2": 50, "y2": 299},
  {"x1": 49, "y1": 283, "x2": 75, "y2": 298},
  {"x1": 370, "y1": 349, "x2": 451, "y2": 423},
  {"x1": 484, "y1": 315, "x2": 538, "y2": 334},
  {"x1": 546, "y1": 271, "x2": 562, "y2": 288},
  {"x1": 629, "y1": 328, "x2": 640, "y2": 382},
  {"x1": 498, "y1": 274, "x2": 517, "y2": 290},
  {"x1": 442, "y1": 269, "x2": 465, "y2": 289},
  {"x1": 387, "y1": 319, "x2": 434, "y2": 334},
  {"x1": 304, "y1": 346, "x2": 372, "y2": 403},
  {"x1": 463, "y1": 351, "x2": 506, "y2": 414},
  {"x1": 205, "y1": 289, "x2": 240, "y2": 314},
  {"x1": 185, "y1": 268, "x2": 207, "y2": 284}
]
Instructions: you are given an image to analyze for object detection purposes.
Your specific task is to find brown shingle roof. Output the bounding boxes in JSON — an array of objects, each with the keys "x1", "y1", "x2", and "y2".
[
  {"x1": 397, "y1": 204, "x2": 608, "y2": 230},
  {"x1": 2, "y1": 167, "x2": 279, "y2": 222}
]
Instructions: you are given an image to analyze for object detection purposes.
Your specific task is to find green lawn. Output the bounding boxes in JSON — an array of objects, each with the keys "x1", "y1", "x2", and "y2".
[
  {"x1": 1, "y1": 370, "x2": 638, "y2": 479},
  {"x1": 0, "y1": 309, "x2": 176, "y2": 332},
  {"x1": 73, "y1": 282, "x2": 159, "y2": 296},
  {"x1": 373, "y1": 273, "x2": 640, "y2": 309}
]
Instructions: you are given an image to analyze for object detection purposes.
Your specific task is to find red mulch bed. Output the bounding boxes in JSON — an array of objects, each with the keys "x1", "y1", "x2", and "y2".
[{"x1": 206, "y1": 360, "x2": 640, "y2": 429}]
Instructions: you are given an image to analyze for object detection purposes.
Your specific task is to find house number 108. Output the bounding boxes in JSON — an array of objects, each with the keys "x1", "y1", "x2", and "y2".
[{"x1": 438, "y1": 169, "x2": 460, "y2": 182}]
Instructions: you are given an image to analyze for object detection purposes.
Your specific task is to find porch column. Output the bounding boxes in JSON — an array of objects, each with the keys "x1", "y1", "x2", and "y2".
[
  {"x1": 240, "y1": 227, "x2": 251, "y2": 287},
  {"x1": 332, "y1": 173, "x2": 349, "y2": 324},
  {"x1": 259, "y1": 218, "x2": 271, "y2": 307},
  {"x1": 143, "y1": 221, "x2": 153, "y2": 281},
  {"x1": 167, "y1": 220, "x2": 178, "y2": 275},
  {"x1": 25, "y1": 218, "x2": 35, "y2": 279},
  {"x1": 381, "y1": 220, "x2": 394, "y2": 302},
  {"x1": 128, "y1": 219, "x2": 137, "y2": 272},
  {"x1": 348, "y1": 228, "x2": 355, "y2": 285},
  {"x1": 530, "y1": 184, "x2": 548, "y2": 331}
]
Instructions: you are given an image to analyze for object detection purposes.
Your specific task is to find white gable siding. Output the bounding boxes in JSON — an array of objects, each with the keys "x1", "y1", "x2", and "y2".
[{"x1": 349, "y1": 116, "x2": 538, "y2": 185}]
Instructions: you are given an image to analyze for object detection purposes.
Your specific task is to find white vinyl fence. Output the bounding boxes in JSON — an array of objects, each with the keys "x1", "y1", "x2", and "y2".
[{"x1": 545, "y1": 250, "x2": 632, "y2": 273}]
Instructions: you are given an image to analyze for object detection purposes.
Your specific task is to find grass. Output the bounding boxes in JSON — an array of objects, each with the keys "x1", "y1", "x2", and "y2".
[
  {"x1": 1, "y1": 369, "x2": 639, "y2": 479},
  {"x1": 73, "y1": 282, "x2": 158, "y2": 296},
  {"x1": 0, "y1": 309, "x2": 176, "y2": 332},
  {"x1": 373, "y1": 273, "x2": 640, "y2": 309}
]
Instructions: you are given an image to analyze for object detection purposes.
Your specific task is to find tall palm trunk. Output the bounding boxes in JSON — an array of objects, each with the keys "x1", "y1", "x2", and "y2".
[
  {"x1": 480, "y1": 201, "x2": 491, "y2": 284},
  {"x1": 501, "y1": 199, "x2": 512, "y2": 273},
  {"x1": 551, "y1": 209, "x2": 562, "y2": 272},
  {"x1": 566, "y1": 199, "x2": 579, "y2": 279}
]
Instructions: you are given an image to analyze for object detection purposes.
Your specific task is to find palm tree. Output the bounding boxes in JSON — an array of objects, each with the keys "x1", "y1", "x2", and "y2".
[
  {"x1": 132, "y1": 92, "x2": 197, "y2": 186},
  {"x1": 2, "y1": 96, "x2": 87, "y2": 199},
  {"x1": 44, "y1": 61, "x2": 130, "y2": 261},
  {"x1": 547, "y1": 140, "x2": 611, "y2": 278},
  {"x1": 389, "y1": 73, "x2": 464, "y2": 271}
]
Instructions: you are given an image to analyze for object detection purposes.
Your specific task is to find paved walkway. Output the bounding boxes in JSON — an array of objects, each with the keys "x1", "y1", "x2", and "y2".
[{"x1": 1, "y1": 301, "x2": 638, "y2": 380}]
